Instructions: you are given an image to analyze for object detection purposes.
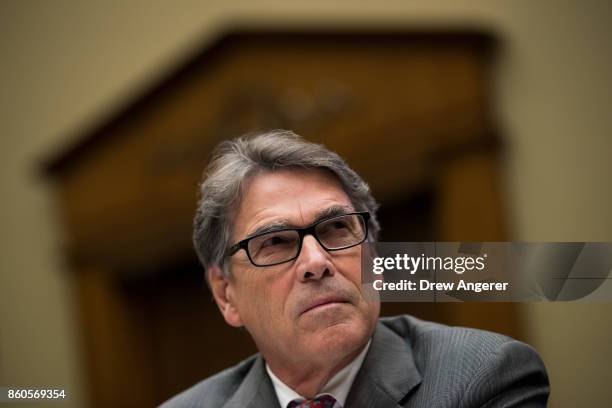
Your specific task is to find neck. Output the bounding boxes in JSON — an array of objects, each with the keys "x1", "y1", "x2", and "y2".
[{"x1": 264, "y1": 339, "x2": 368, "y2": 398}]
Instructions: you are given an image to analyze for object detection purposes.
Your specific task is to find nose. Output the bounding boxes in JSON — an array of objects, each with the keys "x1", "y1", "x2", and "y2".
[{"x1": 295, "y1": 235, "x2": 334, "y2": 282}]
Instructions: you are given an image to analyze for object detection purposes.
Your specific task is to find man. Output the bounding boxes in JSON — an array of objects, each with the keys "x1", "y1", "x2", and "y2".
[{"x1": 161, "y1": 130, "x2": 549, "y2": 407}]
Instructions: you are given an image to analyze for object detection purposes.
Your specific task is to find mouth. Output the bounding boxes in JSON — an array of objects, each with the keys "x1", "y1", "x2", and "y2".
[{"x1": 300, "y1": 296, "x2": 349, "y2": 316}]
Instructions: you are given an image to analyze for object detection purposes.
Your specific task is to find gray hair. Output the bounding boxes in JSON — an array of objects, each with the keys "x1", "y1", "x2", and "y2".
[{"x1": 193, "y1": 130, "x2": 380, "y2": 276}]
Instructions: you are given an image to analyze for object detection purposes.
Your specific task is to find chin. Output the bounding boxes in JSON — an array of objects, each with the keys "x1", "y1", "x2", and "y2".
[
  {"x1": 296, "y1": 302, "x2": 378, "y2": 355},
  {"x1": 308, "y1": 316, "x2": 371, "y2": 358}
]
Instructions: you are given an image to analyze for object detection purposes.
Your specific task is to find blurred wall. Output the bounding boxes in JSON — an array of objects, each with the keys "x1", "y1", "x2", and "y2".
[{"x1": 1, "y1": 1, "x2": 610, "y2": 407}]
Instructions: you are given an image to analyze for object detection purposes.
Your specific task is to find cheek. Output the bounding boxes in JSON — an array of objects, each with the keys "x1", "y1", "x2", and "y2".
[
  {"x1": 235, "y1": 269, "x2": 293, "y2": 329},
  {"x1": 335, "y1": 248, "x2": 379, "y2": 318},
  {"x1": 334, "y1": 248, "x2": 364, "y2": 284}
]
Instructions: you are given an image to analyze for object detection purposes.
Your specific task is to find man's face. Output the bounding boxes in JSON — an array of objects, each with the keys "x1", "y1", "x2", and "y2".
[{"x1": 220, "y1": 168, "x2": 379, "y2": 368}]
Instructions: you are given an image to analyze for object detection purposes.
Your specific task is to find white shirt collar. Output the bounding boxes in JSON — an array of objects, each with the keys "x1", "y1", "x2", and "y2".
[{"x1": 265, "y1": 340, "x2": 371, "y2": 408}]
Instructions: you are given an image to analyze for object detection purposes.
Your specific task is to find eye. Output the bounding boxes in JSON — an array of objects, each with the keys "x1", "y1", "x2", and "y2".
[
  {"x1": 261, "y1": 235, "x2": 289, "y2": 249},
  {"x1": 331, "y1": 220, "x2": 350, "y2": 229},
  {"x1": 316, "y1": 217, "x2": 355, "y2": 239}
]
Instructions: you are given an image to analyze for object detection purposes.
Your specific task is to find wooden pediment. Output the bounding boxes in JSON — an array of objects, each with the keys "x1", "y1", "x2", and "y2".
[{"x1": 45, "y1": 29, "x2": 500, "y2": 274}]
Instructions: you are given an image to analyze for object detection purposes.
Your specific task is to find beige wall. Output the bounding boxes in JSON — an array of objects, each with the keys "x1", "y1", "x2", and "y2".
[{"x1": 1, "y1": 1, "x2": 610, "y2": 406}]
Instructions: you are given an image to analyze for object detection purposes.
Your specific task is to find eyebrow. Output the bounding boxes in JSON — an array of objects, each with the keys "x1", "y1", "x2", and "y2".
[
  {"x1": 246, "y1": 204, "x2": 355, "y2": 238},
  {"x1": 312, "y1": 204, "x2": 355, "y2": 223},
  {"x1": 248, "y1": 220, "x2": 292, "y2": 237}
]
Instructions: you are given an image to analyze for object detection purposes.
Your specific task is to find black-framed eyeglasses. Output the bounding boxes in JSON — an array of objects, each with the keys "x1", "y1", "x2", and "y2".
[{"x1": 225, "y1": 212, "x2": 370, "y2": 267}]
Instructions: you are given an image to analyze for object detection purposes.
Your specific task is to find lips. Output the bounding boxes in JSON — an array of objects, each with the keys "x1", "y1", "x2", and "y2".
[{"x1": 299, "y1": 295, "x2": 348, "y2": 316}]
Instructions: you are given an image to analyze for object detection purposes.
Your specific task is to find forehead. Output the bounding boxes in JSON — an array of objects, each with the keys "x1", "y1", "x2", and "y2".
[{"x1": 232, "y1": 168, "x2": 352, "y2": 238}]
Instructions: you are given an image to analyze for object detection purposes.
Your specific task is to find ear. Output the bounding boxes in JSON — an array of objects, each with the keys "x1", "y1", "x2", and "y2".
[{"x1": 207, "y1": 265, "x2": 243, "y2": 328}]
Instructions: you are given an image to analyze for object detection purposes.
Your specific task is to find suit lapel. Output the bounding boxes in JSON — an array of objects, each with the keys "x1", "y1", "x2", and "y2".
[
  {"x1": 223, "y1": 355, "x2": 281, "y2": 408},
  {"x1": 345, "y1": 322, "x2": 421, "y2": 408}
]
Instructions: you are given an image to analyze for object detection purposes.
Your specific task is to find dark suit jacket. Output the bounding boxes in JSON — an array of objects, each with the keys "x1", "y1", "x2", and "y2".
[{"x1": 160, "y1": 315, "x2": 549, "y2": 407}]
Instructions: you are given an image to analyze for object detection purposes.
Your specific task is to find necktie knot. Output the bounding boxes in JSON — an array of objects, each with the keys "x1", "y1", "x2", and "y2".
[{"x1": 288, "y1": 394, "x2": 336, "y2": 408}]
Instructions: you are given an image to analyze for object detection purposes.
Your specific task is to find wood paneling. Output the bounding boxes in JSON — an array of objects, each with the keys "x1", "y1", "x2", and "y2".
[{"x1": 45, "y1": 30, "x2": 515, "y2": 407}]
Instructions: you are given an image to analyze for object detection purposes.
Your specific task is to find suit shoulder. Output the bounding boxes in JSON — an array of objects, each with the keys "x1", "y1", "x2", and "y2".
[
  {"x1": 380, "y1": 314, "x2": 514, "y2": 355},
  {"x1": 379, "y1": 314, "x2": 545, "y2": 377},
  {"x1": 379, "y1": 315, "x2": 549, "y2": 405},
  {"x1": 158, "y1": 355, "x2": 258, "y2": 408}
]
